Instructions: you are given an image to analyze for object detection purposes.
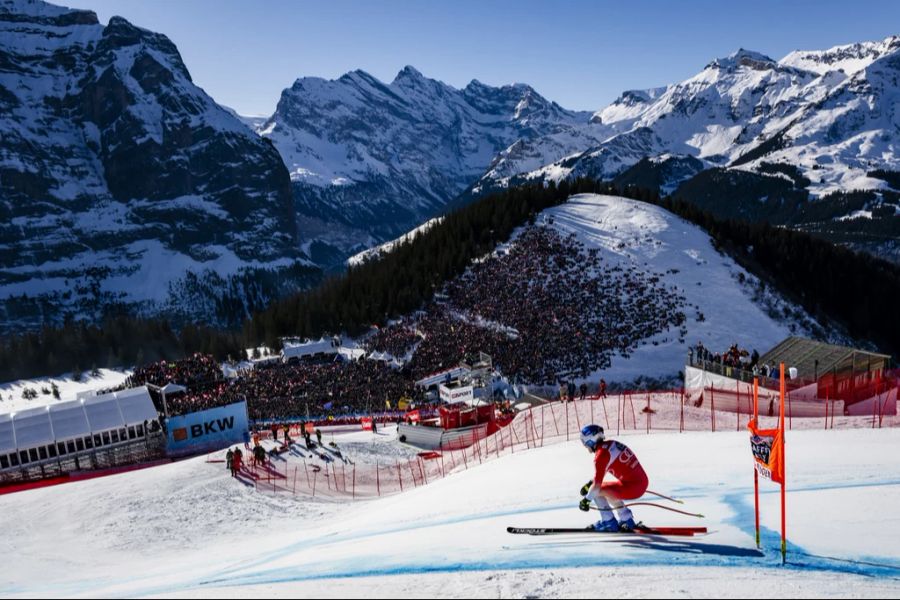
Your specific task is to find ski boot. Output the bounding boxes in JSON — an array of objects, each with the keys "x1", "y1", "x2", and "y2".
[
  {"x1": 618, "y1": 517, "x2": 637, "y2": 532},
  {"x1": 591, "y1": 518, "x2": 620, "y2": 532}
]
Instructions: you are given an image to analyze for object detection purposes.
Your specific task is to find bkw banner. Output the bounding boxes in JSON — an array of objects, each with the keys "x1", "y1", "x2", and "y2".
[{"x1": 166, "y1": 401, "x2": 249, "y2": 457}]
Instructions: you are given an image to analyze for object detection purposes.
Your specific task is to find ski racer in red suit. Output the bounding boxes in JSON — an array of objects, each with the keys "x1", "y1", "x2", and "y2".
[{"x1": 578, "y1": 424, "x2": 649, "y2": 531}]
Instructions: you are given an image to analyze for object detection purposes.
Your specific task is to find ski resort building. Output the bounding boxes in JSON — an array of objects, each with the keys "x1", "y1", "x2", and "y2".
[{"x1": 685, "y1": 336, "x2": 896, "y2": 418}]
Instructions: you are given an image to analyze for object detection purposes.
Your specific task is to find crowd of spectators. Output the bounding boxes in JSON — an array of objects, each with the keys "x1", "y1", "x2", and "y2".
[
  {"x1": 409, "y1": 226, "x2": 688, "y2": 383},
  {"x1": 690, "y1": 341, "x2": 760, "y2": 372},
  {"x1": 124, "y1": 353, "x2": 223, "y2": 389},
  {"x1": 164, "y1": 357, "x2": 426, "y2": 421},
  {"x1": 120, "y1": 225, "x2": 693, "y2": 420},
  {"x1": 364, "y1": 320, "x2": 422, "y2": 358}
]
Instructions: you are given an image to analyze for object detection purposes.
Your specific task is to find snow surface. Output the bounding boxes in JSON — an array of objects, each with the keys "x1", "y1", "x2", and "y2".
[{"x1": 2, "y1": 425, "x2": 899, "y2": 597}]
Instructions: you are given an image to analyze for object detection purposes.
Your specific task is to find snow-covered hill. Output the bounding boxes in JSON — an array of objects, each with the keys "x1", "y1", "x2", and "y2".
[
  {"x1": 0, "y1": 0, "x2": 317, "y2": 332},
  {"x1": 2, "y1": 423, "x2": 899, "y2": 597},
  {"x1": 352, "y1": 194, "x2": 841, "y2": 386},
  {"x1": 534, "y1": 195, "x2": 826, "y2": 382}
]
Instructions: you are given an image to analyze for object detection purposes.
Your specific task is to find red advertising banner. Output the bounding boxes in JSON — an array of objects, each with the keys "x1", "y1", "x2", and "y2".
[
  {"x1": 361, "y1": 417, "x2": 373, "y2": 431},
  {"x1": 406, "y1": 410, "x2": 421, "y2": 423}
]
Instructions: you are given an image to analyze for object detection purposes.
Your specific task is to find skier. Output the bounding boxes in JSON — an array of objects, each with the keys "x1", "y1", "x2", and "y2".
[{"x1": 578, "y1": 424, "x2": 648, "y2": 532}]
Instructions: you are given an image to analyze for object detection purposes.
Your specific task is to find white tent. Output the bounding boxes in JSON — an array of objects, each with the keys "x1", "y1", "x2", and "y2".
[
  {"x1": 282, "y1": 337, "x2": 339, "y2": 361},
  {"x1": 0, "y1": 386, "x2": 158, "y2": 454}
]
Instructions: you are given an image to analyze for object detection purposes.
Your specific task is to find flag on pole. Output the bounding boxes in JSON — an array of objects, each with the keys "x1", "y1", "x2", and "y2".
[{"x1": 748, "y1": 419, "x2": 784, "y2": 484}]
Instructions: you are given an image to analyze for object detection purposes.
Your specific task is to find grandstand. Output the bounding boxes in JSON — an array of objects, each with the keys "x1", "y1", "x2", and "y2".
[
  {"x1": 686, "y1": 336, "x2": 897, "y2": 418},
  {"x1": 760, "y1": 336, "x2": 891, "y2": 385}
]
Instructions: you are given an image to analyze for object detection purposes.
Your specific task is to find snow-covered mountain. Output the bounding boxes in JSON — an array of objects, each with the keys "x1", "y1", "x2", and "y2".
[
  {"x1": 256, "y1": 67, "x2": 598, "y2": 266},
  {"x1": 484, "y1": 38, "x2": 899, "y2": 194},
  {"x1": 255, "y1": 37, "x2": 898, "y2": 269},
  {"x1": 0, "y1": 0, "x2": 317, "y2": 332}
]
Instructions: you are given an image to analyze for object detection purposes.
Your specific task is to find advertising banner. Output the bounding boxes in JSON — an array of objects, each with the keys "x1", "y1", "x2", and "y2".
[
  {"x1": 439, "y1": 384, "x2": 474, "y2": 404},
  {"x1": 166, "y1": 401, "x2": 249, "y2": 457},
  {"x1": 748, "y1": 418, "x2": 784, "y2": 484}
]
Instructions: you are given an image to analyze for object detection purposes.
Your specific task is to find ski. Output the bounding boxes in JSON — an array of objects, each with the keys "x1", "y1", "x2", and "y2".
[{"x1": 506, "y1": 525, "x2": 706, "y2": 537}]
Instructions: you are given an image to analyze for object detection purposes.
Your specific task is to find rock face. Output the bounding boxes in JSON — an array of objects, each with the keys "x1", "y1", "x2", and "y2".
[
  {"x1": 257, "y1": 66, "x2": 596, "y2": 267},
  {"x1": 0, "y1": 0, "x2": 317, "y2": 332}
]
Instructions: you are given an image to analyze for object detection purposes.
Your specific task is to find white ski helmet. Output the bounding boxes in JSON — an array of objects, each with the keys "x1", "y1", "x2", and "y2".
[{"x1": 580, "y1": 424, "x2": 604, "y2": 452}]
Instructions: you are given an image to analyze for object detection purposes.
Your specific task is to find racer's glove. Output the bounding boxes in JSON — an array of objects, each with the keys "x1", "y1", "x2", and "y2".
[
  {"x1": 579, "y1": 480, "x2": 593, "y2": 497},
  {"x1": 578, "y1": 498, "x2": 591, "y2": 512}
]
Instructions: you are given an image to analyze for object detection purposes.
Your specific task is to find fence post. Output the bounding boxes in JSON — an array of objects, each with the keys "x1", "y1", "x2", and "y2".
[
  {"x1": 538, "y1": 407, "x2": 545, "y2": 446},
  {"x1": 710, "y1": 385, "x2": 716, "y2": 432},
  {"x1": 549, "y1": 402, "x2": 560, "y2": 437},
  {"x1": 788, "y1": 390, "x2": 793, "y2": 430},
  {"x1": 680, "y1": 387, "x2": 685, "y2": 433},
  {"x1": 312, "y1": 469, "x2": 317, "y2": 498},
  {"x1": 376, "y1": 462, "x2": 381, "y2": 496},
  {"x1": 646, "y1": 392, "x2": 650, "y2": 434},
  {"x1": 565, "y1": 400, "x2": 570, "y2": 441},
  {"x1": 352, "y1": 464, "x2": 356, "y2": 499},
  {"x1": 616, "y1": 394, "x2": 621, "y2": 436},
  {"x1": 629, "y1": 393, "x2": 637, "y2": 429}
]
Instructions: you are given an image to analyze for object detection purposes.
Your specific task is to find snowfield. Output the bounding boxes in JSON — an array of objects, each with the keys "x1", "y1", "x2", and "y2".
[{"x1": 2, "y1": 425, "x2": 899, "y2": 598}]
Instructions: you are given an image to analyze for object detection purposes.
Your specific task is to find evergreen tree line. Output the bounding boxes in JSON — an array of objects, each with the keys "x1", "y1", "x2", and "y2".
[{"x1": 0, "y1": 317, "x2": 243, "y2": 383}]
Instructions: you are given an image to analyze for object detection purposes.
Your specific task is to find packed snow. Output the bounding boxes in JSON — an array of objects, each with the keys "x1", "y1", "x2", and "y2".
[{"x1": 2, "y1": 423, "x2": 899, "y2": 597}]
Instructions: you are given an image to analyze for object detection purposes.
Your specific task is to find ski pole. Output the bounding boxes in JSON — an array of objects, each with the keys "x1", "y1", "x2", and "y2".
[
  {"x1": 646, "y1": 489, "x2": 684, "y2": 504},
  {"x1": 591, "y1": 502, "x2": 704, "y2": 519}
]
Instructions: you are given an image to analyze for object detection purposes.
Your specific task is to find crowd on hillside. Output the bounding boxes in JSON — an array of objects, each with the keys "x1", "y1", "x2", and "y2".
[
  {"x1": 117, "y1": 225, "x2": 692, "y2": 420},
  {"x1": 163, "y1": 357, "x2": 425, "y2": 421},
  {"x1": 439, "y1": 226, "x2": 688, "y2": 383},
  {"x1": 124, "y1": 353, "x2": 223, "y2": 389},
  {"x1": 364, "y1": 321, "x2": 422, "y2": 358}
]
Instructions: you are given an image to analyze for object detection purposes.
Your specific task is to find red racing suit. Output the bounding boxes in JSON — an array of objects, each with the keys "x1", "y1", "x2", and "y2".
[{"x1": 593, "y1": 440, "x2": 649, "y2": 500}]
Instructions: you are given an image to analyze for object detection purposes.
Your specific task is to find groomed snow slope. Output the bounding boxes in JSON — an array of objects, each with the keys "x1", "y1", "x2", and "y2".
[{"x1": 2, "y1": 427, "x2": 899, "y2": 598}]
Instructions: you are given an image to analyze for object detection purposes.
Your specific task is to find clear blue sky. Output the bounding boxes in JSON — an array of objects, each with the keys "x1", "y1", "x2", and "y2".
[{"x1": 61, "y1": 0, "x2": 900, "y2": 116}]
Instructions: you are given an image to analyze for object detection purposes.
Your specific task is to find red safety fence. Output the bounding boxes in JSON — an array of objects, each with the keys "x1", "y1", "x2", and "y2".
[{"x1": 224, "y1": 387, "x2": 899, "y2": 500}]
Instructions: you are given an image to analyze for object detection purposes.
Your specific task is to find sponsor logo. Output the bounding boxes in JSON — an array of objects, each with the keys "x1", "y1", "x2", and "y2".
[
  {"x1": 188, "y1": 416, "x2": 235, "y2": 440},
  {"x1": 173, "y1": 428, "x2": 188, "y2": 442},
  {"x1": 755, "y1": 462, "x2": 772, "y2": 480},
  {"x1": 751, "y1": 434, "x2": 773, "y2": 464}
]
